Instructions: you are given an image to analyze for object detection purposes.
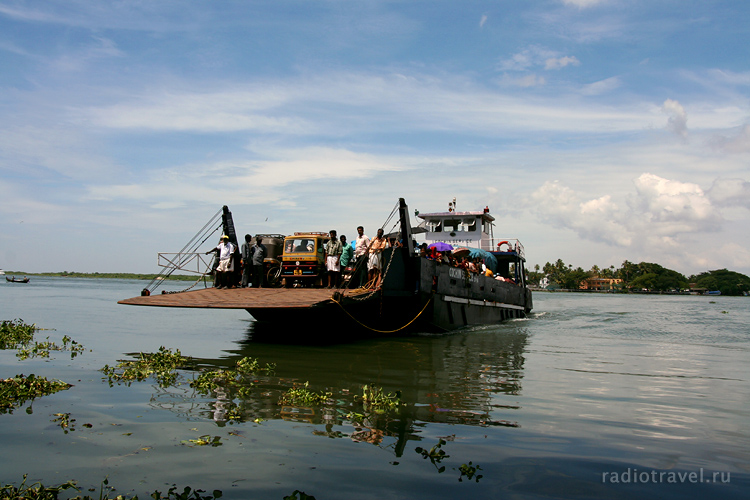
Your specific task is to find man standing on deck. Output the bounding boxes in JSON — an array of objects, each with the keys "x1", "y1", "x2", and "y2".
[
  {"x1": 205, "y1": 235, "x2": 235, "y2": 289},
  {"x1": 368, "y1": 228, "x2": 389, "y2": 287},
  {"x1": 339, "y1": 234, "x2": 354, "y2": 288},
  {"x1": 240, "y1": 234, "x2": 254, "y2": 288},
  {"x1": 251, "y1": 235, "x2": 267, "y2": 288},
  {"x1": 324, "y1": 229, "x2": 343, "y2": 288},
  {"x1": 352, "y1": 226, "x2": 370, "y2": 288}
]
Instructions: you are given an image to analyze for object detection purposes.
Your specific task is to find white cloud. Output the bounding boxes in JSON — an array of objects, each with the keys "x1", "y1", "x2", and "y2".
[
  {"x1": 562, "y1": 0, "x2": 607, "y2": 7},
  {"x1": 704, "y1": 69, "x2": 750, "y2": 87},
  {"x1": 629, "y1": 173, "x2": 721, "y2": 232},
  {"x1": 0, "y1": 124, "x2": 116, "y2": 180},
  {"x1": 497, "y1": 74, "x2": 546, "y2": 88},
  {"x1": 84, "y1": 146, "x2": 407, "y2": 207},
  {"x1": 710, "y1": 124, "x2": 750, "y2": 153},
  {"x1": 528, "y1": 173, "x2": 723, "y2": 252},
  {"x1": 497, "y1": 46, "x2": 562, "y2": 72},
  {"x1": 51, "y1": 35, "x2": 125, "y2": 72},
  {"x1": 498, "y1": 48, "x2": 580, "y2": 85},
  {"x1": 528, "y1": 181, "x2": 631, "y2": 247},
  {"x1": 707, "y1": 178, "x2": 750, "y2": 209},
  {"x1": 545, "y1": 55, "x2": 580, "y2": 70},
  {"x1": 662, "y1": 99, "x2": 688, "y2": 137},
  {"x1": 82, "y1": 88, "x2": 310, "y2": 133},
  {"x1": 581, "y1": 76, "x2": 621, "y2": 95},
  {"x1": 480, "y1": 14, "x2": 488, "y2": 28},
  {"x1": 77, "y1": 71, "x2": 665, "y2": 137}
]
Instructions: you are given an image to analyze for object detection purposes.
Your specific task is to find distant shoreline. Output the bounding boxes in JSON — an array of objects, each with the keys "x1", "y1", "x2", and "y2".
[
  {"x1": 2, "y1": 272, "x2": 199, "y2": 281},
  {"x1": 531, "y1": 288, "x2": 727, "y2": 296}
]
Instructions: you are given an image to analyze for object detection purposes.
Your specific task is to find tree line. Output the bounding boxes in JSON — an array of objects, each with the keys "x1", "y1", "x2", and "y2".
[{"x1": 528, "y1": 260, "x2": 750, "y2": 296}]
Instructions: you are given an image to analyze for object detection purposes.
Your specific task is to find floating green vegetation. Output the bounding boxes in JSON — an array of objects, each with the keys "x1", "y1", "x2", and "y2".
[
  {"x1": 181, "y1": 435, "x2": 223, "y2": 447},
  {"x1": 101, "y1": 346, "x2": 190, "y2": 387},
  {"x1": 415, "y1": 439, "x2": 484, "y2": 483},
  {"x1": 150, "y1": 484, "x2": 223, "y2": 499},
  {"x1": 0, "y1": 374, "x2": 72, "y2": 415},
  {"x1": 278, "y1": 382, "x2": 332, "y2": 407},
  {"x1": 51, "y1": 412, "x2": 75, "y2": 433},
  {"x1": 17, "y1": 335, "x2": 85, "y2": 361},
  {"x1": 415, "y1": 438, "x2": 450, "y2": 473},
  {"x1": 190, "y1": 356, "x2": 275, "y2": 397},
  {"x1": 0, "y1": 475, "x2": 224, "y2": 499},
  {"x1": 344, "y1": 384, "x2": 403, "y2": 423},
  {"x1": 0, "y1": 319, "x2": 36, "y2": 348},
  {"x1": 358, "y1": 384, "x2": 402, "y2": 412},
  {"x1": 1, "y1": 319, "x2": 85, "y2": 360},
  {"x1": 457, "y1": 462, "x2": 484, "y2": 483}
]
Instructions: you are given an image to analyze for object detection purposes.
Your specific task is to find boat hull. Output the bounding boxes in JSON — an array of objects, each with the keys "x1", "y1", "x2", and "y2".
[{"x1": 246, "y1": 251, "x2": 532, "y2": 333}]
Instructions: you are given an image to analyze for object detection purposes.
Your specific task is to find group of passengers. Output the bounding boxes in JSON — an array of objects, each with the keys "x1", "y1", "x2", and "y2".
[
  {"x1": 206, "y1": 234, "x2": 267, "y2": 289},
  {"x1": 418, "y1": 243, "x2": 517, "y2": 284},
  {"x1": 207, "y1": 228, "x2": 516, "y2": 290},
  {"x1": 325, "y1": 226, "x2": 389, "y2": 289}
]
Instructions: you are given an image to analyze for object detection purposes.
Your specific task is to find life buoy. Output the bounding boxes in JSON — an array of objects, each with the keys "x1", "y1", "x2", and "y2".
[{"x1": 497, "y1": 241, "x2": 511, "y2": 251}]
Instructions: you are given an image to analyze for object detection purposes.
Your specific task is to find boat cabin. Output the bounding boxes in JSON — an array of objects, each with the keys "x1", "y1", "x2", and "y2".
[
  {"x1": 417, "y1": 202, "x2": 524, "y2": 257},
  {"x1": 416, "y1": 199, "x2": 527, "y2": 286}
]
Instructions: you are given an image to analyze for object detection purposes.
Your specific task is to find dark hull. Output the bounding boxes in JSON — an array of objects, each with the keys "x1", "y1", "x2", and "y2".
[
  {"x1": 6, "y1": 277, "x2": 30, "y2": 283},
  {"x1": 247, "y1": 249, "x2": 532, "y2": 334}
]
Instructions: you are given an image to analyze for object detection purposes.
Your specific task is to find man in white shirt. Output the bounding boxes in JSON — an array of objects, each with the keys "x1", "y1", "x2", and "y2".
[
  {"x1": 352, "y1": 226, "x2": 370, "y2": 288},
  {"x1": 206, "y1": 235, "x2": 236, "y2": 289}
]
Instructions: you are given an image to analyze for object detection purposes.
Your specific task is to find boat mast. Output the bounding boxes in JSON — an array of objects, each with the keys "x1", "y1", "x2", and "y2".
[
  {"x1": 221, "y1": 206, "x2": 239, "y2": 247},
  {"x1": 398, "y1": 198, "x2": 414, "y2": 255}
]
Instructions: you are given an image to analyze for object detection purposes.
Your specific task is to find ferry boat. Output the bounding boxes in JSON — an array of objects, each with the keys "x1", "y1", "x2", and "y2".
[{"x1": 119, "y1": 198, "x2": 532, "y2": 335}]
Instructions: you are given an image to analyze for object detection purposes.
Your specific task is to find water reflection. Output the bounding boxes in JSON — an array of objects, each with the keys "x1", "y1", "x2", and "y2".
[{"x1": 137, "y1": 322, "x2": 529, "y2": 456}]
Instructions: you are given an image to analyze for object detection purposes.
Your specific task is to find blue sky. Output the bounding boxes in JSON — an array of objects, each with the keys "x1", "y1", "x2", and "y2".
[{"x1": 1, "y1": 0, "x2": 749, "y2": 277}]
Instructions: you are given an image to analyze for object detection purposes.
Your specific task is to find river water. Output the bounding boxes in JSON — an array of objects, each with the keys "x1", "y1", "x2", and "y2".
[{"x1": 1, "y1": 277, "x2": 748, "y2": 499}]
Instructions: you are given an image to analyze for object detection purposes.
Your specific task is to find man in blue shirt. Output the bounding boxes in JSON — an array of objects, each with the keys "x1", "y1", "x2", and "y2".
[
  {"x1": 240, "y1": 234, "x2": 253, "y2": 288},
  {"x1": 251, "y1": 235, "x2": 267, "y2": 288}
]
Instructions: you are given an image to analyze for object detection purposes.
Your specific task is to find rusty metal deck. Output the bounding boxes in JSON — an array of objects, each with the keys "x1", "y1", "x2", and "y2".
[{"x1": 118, "y1": 287, "x2": 344, "y2": 309}]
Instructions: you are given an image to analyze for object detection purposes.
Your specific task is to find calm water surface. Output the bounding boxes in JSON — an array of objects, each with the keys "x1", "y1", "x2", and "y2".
[{"x1": 1, "y1": 277, "x2": 748, "y2": 499}]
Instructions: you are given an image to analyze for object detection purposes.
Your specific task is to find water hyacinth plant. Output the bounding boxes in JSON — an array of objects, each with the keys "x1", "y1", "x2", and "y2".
[
  {"x1": 101, "y1": 346, "x2": 190, "y2": 387},
  {"x1": 358, "y1": 384, "x2": 402, "y2": 412},
  {"x1": 0, "y1": 374, "x2": 72, "y2": 415},
  {"x1": 278, "y1": 382, "x2": 332, "y2": 407},
  {"x1": 1, "y1": 319, "x2": 85, "y2": 360},
  {"x1": 0, "y1": 475, "x2": 225, "y2": 499},
  {"x1": 415, "y1": 439, "x2": 450, "y2": 473},
  {"x1": 16, "y1": 335, "x2": 85, "y2": 361},
  {"x1": 190, "y1": 356, "x2": 275, "y2": 397},
  {"x1": 0, "y1": 319, "x2": 37, "y2": 349}
]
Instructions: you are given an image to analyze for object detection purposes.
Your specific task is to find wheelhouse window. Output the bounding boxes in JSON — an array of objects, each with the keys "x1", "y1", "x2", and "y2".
[
  {"x1": 444, "y1": 218, "x2": 476, "y2": 232},
  {"x1": 425, "y1": 217, "x2": 478, "y2": 233},
  {"x1": 462, "y1": 218, "x2": 477, "y2": 232},
  {"x1": 425, "y1": 219, "x2": 442, "y2": 232}
]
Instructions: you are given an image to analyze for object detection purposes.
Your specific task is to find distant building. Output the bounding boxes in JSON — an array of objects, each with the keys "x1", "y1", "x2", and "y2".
[{"x1": 580, "y1": 277, "x2": 623, "y2": 291}]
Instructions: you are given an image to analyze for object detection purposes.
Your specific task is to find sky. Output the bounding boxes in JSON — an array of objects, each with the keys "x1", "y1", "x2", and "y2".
[{"x1": 1, "y1": 0, "x2": 749, "y2": 277}]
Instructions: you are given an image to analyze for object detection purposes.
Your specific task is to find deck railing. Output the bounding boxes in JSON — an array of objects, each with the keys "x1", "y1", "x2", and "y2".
[
  {"x1": 483, "y1": 239, "x2": 525, "y2": 259},
  {"x1": 157, "y1": 252, "x2": 214, "y2": 275}
]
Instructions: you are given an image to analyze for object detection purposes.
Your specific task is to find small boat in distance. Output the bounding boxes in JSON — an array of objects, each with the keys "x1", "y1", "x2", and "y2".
[{"x1": 6, "y1": 276, "x2": 30, "y2": 283}]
